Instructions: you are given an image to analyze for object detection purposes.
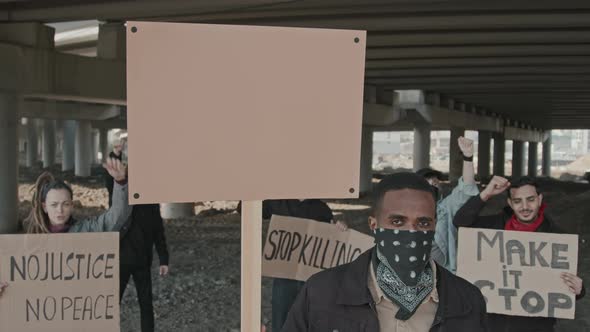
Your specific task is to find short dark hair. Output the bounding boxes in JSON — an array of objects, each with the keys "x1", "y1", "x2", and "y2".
[
  {"x1": 508, "y1": 176, "x2": 540, "y2": 198},
  {"x1": 371, "y1": 172, "x2": 435, "y2": 216},
  {"x1": 416, "y1": 168, "x2": 443, "y2": 180}
]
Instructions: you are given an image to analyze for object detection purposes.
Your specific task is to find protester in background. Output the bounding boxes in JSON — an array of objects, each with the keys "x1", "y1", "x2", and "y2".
[
  {"x1": 105, "y1": 140, "x2": 124, "y2": 207},
  {"x1": 417, "y1": 136, "x2": 479, "y2": 274},
  {"x1": 0, "y1": 158, "x2": 131, "y2": 296},
  {"x1": 119, "y1": 203, "x2": 170, "y2": 332},
  {"x1": 454, "y1": 175, "x2": 585, "y2": 332},
  {"x1": 282, "y1": 173, "x2": 488, "y2": 332},
  {"x1": 238, "y1": 199, "x2": 347, "y2": 332}
]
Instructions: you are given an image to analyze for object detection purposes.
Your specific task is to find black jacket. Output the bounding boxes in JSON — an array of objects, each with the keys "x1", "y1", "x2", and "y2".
[
  {"x1": 120, "y1": 204, "x2": 169, "y2": 267},
  {"x1": 282, "y1": 248, "x2": 489, "y2": 332},
  {"x1": 237, "y1": 199, "x2": 333, "y2": 222},
  {"x1": 453, "y1": 195, "x2": 586, "y2": 332}
]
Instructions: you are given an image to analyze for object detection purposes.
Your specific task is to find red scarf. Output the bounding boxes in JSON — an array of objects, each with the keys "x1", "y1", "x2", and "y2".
[{"x1": 505, "y1": 204, "x2": 547, "y2": 232}]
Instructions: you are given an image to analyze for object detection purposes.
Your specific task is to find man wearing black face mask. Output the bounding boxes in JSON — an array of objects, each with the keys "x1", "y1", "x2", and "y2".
[{"x1": 282, "y1": 173, "x2": 488, "y2": 332}]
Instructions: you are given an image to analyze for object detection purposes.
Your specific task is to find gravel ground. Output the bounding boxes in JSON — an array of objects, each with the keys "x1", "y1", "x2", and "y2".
[{"x1": 15, "y1": 166, "x2": 590, "y2": 331}]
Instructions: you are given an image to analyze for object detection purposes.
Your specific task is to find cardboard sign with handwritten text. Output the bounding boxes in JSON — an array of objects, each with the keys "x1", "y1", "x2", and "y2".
[
  {"x1": 457, "y1": 228, "x2": 578, "y2": 319},
  {"x1": 0, "y1": 233, "x2": 120, "y2": 332},
  {"x1": 262, "y1": 215, "x2": 374, "y2": 282}
]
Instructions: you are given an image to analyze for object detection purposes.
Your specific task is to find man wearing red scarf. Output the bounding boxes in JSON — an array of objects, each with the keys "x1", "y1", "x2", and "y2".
[{"x1": 453, "y1": 176, "x2": 585, "y2": 332}]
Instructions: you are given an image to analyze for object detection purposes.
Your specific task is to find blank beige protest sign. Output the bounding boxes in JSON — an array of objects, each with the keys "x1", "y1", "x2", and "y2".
[
  {"x1": 0, "y1": 233, "x2": 120, "y2": 332},
  {"x1": 126, "y1": 22, "x2": 366, "y2": 203},
  {"x1": 262, "y1": 215, "x2": 374, "y2": 281},
  {"x1": 457, "y1": 228, "x2": 578, "y2": 319}
]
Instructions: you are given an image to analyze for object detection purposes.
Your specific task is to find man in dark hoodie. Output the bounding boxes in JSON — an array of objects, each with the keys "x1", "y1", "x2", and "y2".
[
  {"x1": 120, "y1": 204, "x2": 170, "y2": 332},
  {"x1": 453, "y1": 175, "x2": 585, "y2": 332},
  {"x1": 282, "y1": 173, "x2": 488, "y2": 332}
]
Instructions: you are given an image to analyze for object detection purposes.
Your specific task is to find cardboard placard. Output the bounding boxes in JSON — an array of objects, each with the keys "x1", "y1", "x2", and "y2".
[
  {"x1": 262, "y1": 215, "x2": 374, "y2": 281},
  {"x1": 457, "y1": 228, "x2": 578, "y2": 319},
  {"x1": 126, "y1": 22, "x2": 366, "y2": 203},
  {"x1": 0, "y1": 233, "x2": 120, "y2": 332}
]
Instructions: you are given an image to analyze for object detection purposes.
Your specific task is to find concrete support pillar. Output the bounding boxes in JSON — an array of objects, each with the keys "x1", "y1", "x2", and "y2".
[
  {"x1": 42, "y1": 119, "x2": 56, "y2": 168},
  {"x1": 62, "y1": 120, "x2": 76, "y2": 171},
  {"x1": 478, "y1": 131, "x2": 492, "y2": 179},
  {"x1": 25, "y1": 118, "x2": 38, "y2": 168},
  {"x1": 75, "y1": 120, "x2": 92, "y2": 177},
  {"x1": 99, "y1": 128, "x2": 109, "y2": 163},
  {"x1": 528, "y1": 142, "x2": 539, "y2": 177},
  {"x1": 98, "y1": 22, "x2": 126, "y2": 60},
  {"x1": 413, "y1": 124, "x2": 431, "y2": 171},
  {"x1": 359, "y1": 127, "x2": 374, "y2": 194},
  {"x1": 449, "y1": 127, "x2": 465, "y2": 182},
  {"x1": 493, "y1": 133, "x2": 506, "y2": 176},
  {"x1": 542, "y1": 132, "x2": 552, "y2": 177},
  {"x1": 0, "y1": 94, "x2": 18, "y2": 233},
  {"x1": 92, "y1": 129, "x2": 100, "y2": 164},
  {"x1": 160, "y1": 203, "x2": 194, "y2": 219},
  {"x1": 512, "y1": 140, "x2": 525, "y2": 178}
]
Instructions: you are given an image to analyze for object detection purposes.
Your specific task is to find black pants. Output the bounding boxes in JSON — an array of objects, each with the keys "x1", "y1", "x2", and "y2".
[{"x1": 120, "y1": 265, "x2": 155, "y2": 332}]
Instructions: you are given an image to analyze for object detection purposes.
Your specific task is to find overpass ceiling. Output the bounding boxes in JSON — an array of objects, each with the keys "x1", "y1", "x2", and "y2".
[{"x1": 2, "y1": 0, "x2": 590, "y2": 129}]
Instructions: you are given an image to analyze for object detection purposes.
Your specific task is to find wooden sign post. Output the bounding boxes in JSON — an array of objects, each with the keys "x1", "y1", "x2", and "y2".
[{"x1": 127, "y1": 22, "x2": 366, "y2": 331}]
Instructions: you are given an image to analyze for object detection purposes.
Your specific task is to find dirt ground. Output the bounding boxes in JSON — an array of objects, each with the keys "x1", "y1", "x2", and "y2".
[{"x1": 15, "y1": 166, "x2": 590, "y2": 331}]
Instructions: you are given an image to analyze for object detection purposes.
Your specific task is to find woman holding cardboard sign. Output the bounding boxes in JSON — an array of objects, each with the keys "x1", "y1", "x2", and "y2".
[
  {"x1": 22, "y1": 158, "x2": 131, "y2": 234},
  {"x1": 0, "y1": 158, "x2": 132, "y2": 298}
]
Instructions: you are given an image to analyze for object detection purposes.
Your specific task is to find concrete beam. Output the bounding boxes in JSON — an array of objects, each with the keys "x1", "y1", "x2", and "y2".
[
  {"x1": 91, "y1": 119, "x2": 127, "y2": 130},
  {"x1": 366, "y1": 30, "x2": 590, "y2": 47},
  {"x1": 404, "y1": 104, "x2": 502, "y2": 132},
  {"x1": 1, "y1": 0, "x2": 277, "y2": 22},
  {"x1": 366, "y1": 45, "x2": 590, "y2": 60},
  {"x1": 365, "y1": 56, "x2": 590, "y2": 70},
  {"x1": 504, "y1": 126, "x2": 544, "y2": 143},
  {"x1": 0, "y1": 41, "x2": 125, "y2": 103},
  {"x1": 20, "y1": 100, "x2": 122, "y2": 120},
  {"x1": 363, "y1": 102, "x2": 404, "y2": 126},
  {"x1": 0, "y1": 23, "x2": 54, "y2": 48}
]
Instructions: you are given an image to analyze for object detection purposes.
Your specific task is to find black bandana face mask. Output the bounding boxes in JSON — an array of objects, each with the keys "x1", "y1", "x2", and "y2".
[{"x1": 373, "y1": 228, "x2": 435, "y2": 286}]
